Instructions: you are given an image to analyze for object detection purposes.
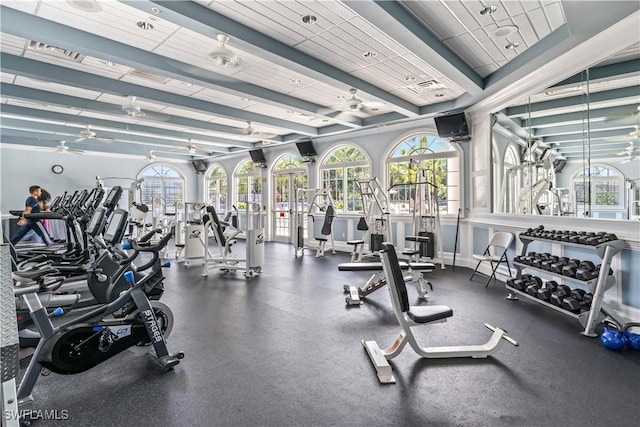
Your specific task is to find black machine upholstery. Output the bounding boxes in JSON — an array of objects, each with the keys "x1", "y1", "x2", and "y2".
[
  {"x1": 205, "y1": 206, "x2": 226, "y2": 246},
  {"x1": 382, "y1": 242, "x2": 452, "y2": 322},
  {"x1": 320, "y1": 205, "x2": 335, "y2": 236}
]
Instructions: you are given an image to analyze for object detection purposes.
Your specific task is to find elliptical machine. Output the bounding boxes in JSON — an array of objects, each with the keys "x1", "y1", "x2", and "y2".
[{"x1": 14, "y1": 230, "x2": 184, "y2": 423}]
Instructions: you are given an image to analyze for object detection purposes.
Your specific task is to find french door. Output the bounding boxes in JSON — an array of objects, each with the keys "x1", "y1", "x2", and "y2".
[{"x1": 272, "y1": 171, "x2": 307, "y2": 243}]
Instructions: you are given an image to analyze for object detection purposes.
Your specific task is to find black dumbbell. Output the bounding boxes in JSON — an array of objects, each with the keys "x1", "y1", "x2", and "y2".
[
  {"x1": 604, "y1": 233, "x2": 618, "y2": 242},
  {"x1": 532, "y1": 255, "x2": 545, "y2": 269},
  {"x1": 578, "y1": 232, "x2": 596, "y2": 245},
  {"x1": 562, "y1": 289, "x2": 587, "y2": 313},
  {"x1": 525, "y1": 276, "x2": 543, "y2": 297},
  {"x1": 561, "y1": 259, "x2": 581, "y2": 278},
  {"x1": 576, "y1": 261, "x2": 598, "y2": 281},
  {"x1": 550, "y1": 257, "x2": 569, "y2": 274},
  {"x1": 594, "y1": 264, "x2": 614, "y2": 276},
  {"x1": 523, "y1": 252, "x2": 537, "y2": 265},
  {"x1": 541, "y1": 256, "x2": 559, "y2": 271},
  {"x1": 550, "y1": 284, "x2": 572, "y2": 307},
  {"x1": 580, "y1": 293, "x2": 594, "y2": 312},
  {"x1": 561, "y1": 231, "x2": 577, "y2": 242},
  {"x1": 537, "y1": 280, "x2": 559, "y2": 301},
  {"x1": 585, "y1": 234, "x2": 604, "y2": 245},
  {"x1": 568, "y1": 231, "x2": 586, "y2": 244}
]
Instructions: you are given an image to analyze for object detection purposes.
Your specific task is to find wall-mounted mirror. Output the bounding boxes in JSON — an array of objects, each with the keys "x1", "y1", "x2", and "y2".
[{"x1": 492, "y1": 44, "x2": 640, "y2": 220}]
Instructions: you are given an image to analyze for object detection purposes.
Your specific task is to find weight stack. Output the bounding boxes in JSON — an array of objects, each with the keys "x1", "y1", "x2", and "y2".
[
  {"x1": 370, "y1": 234, "x2": 384, "y2": 252},
  {"x1": 418, "y1": 231, "x2": 435, "y2": 258},
  {"x1": 1, "y1": 244, "x2": 20, "y2": 426}
]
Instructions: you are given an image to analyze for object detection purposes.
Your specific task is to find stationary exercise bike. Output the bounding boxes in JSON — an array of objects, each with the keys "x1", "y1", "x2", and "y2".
[
  {"x1": 15, "y1": 231, "x2": 184, "y2": 423},
  {"x1": 14, "y1": 209, "x2": 167, "y2": 348}
]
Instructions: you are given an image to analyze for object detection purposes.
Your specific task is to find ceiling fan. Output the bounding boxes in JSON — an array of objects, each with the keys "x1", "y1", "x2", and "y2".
[
  {"x1": 37, "y1": 140, "x2": 84, "y2": 155},
  {"x1": 620, "y1": 152, "x2": 637, "y2": 164},
  {"x1": 604, "y1": 125, "x2": 640, "y2": 143},
  {"x1": 615, "y1": 140, "x2": 640, "y2": 156},
  {"x1": 145, "y1": 150, "x2": 157, "y2": 161},
  {"x1": 121, "y1": 96, "x2": 146, "y2": 118},
  {"x1": 241, "y1": 121, "x2": 276, "y2": 138},
  {"x1": 74, "y1": 125, "x2": 113, "y2": 143},
  {"x1": 184, "y1": 140, "x2": 212, "y2": 155},
  {"x1": 317, "y1": 88, "x2": 385, "y2": 121},
  {"x1": 208, "y1": 34, "x2": 240, "y2": 67}
]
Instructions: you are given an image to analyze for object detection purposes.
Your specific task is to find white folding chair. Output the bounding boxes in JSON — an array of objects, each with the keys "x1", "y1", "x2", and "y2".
[{"x1": 469, "y1": 232, "x2": 514, "y2": 287}]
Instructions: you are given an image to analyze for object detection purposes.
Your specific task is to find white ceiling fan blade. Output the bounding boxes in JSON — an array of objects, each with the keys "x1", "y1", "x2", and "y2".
[
  {"x1": 317, "y1": 106, "x2": 339, "y2": 116},
  {"x1": 74, "y1": 136, "x2": 86, "y2": 143},
  {"x1": 69, "y1": 149, "x2": 85, "y2": 155},
  {"x1": 329, "y1": 110, "x2": 360, "y2": 123},
  {"x1": 605, "y1": 135, "x2": 639, "y2": 142},
  {"x1": 95, "y1": 136, "x2": 113, "y2": 143}
]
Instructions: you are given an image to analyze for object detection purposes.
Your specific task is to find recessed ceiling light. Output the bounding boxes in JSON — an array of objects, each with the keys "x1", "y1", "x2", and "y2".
[
  {"x1": 435, "y1": 93, "x2": 445, "y2": 98},
  {"x1": 363, "y1": 51, "x2": 377, "y2": 58},
  {"x1": 137, "y1": 21, "x2": 154, "y2": 30},
  {"x1": 241, "y1": 97, "x2": 251, "y2": 102},
  {"x1": 290, "y1": 78, "x2": 302, "y2": 84},
  {"x1": 404, "y1": 76, "x2": 417, "y2": 82},
  {"x1": 101, "y1": 60, "x2": 115, "y2": 67},
  {"x1": 66, "y1": 0, "x2": 102, "y2": 13},
  {"x1": 505, "y1": 42, "x2": 520, "y2": 50},
  {"x1": 302, "y1": 15, "x2": 317, "y2": 24},
  {"x1": 181, "y1": 81, "x2": 193, "y2": 87},
  {"x1": 336, "y1": 95, "x2": 347, "y2": 100},
  {"x1": 151, "y1": 6, "x2": 160, "y2": 14},
  {"x1": 480, "y1": 5, "x2": 498, "y2": 15},
  {"x1": 489, "y1": 25, "x2": 518, "y2": 38},
  {"x1": 286, "y1": 110, "x2": 295, "y2": 114}
]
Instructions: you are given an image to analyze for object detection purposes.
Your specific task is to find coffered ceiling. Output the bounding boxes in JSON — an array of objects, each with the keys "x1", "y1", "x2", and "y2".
[{"x1": 0, "y1": 0, "x2": 638, "y2": 162}]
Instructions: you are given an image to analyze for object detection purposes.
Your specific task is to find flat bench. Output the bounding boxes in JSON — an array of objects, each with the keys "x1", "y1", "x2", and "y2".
[
  {"x1": 339, "y1": 261, "x2": 435, "y2": 305},
  {"x1": 338, "y1": 262, "x2": 435, "y2": 272}
]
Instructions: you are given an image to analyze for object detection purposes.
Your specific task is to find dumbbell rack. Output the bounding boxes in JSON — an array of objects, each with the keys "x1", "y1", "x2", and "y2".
[{"x1": 506, "y1": 234, "x2": 625, "y2": 337}]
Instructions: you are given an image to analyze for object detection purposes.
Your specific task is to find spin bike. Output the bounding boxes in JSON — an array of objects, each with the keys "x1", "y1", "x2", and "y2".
[{"x1": 14, "y1": 231, "x2": 184, "y2": 422}]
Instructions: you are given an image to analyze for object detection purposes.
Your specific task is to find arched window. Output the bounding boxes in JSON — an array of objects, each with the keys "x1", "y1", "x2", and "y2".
[
  {"x1": 273, "y1": 153, "x2": 305, "y2": 171},
  {"x1": 572, "y1": 164, "x2": 624, "y2": 215},
  {"x1": 319, "y1": 145, "x2": 370, "y2": 212},
  {"x1": 386, "y1": 134, "x2": 460, "y2": 214},
  {"x1": 205, "y1": 163, "x2": 227, "y2": 213},
  {"x1": 234, "y1": 160, "x2": 263, "y2": 210},
  {"x1": 138, "y1": 164, "x2": 184, "y2": 213}
]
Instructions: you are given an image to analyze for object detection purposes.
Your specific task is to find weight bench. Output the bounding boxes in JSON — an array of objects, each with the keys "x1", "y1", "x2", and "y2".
[
  {"x1": 346, "y1": 239, "x2": 365, "y2": 262},
  {"x1": 339, "y1": 260, "x2": 435, "y2": 305},
  {"x1": 361, "y1": 242, "x2": 518, "y2": 384}
]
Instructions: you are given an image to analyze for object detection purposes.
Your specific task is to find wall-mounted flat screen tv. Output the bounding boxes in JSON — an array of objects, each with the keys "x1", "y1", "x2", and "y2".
[
  {"x1": 434, "y1": 113, "x2": 470, "y2": 140},
  {"x1": 296, "y1": 140, "x2": 317, "y2": 157},
  {"x1": 192, "y1": 159, "x2": 208, "y2": 174},
  {"x1": 249, "y1": 148, "x2": 267, "y2": 164}
]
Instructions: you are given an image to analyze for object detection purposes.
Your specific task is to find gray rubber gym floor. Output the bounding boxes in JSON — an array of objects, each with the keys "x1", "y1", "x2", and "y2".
[{"x1": 20, "y1": 242, "x2": 639, "y2": 426}]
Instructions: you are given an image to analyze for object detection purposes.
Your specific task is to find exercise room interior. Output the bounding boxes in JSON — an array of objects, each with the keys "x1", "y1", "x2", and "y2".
[{"x1": 1, "y1": 1, "x2": 639, "y2": 426}]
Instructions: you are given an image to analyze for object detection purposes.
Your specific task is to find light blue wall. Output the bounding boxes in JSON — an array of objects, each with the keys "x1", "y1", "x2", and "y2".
[
  {"x1": 0, "y1": 147, "x2": 197, "y2": 213},
  {"x1": 621, "y1": 250, "x2": 640, "y2": 308},
  {"x1": 472, "y1": 227, "x2": 489, "y2": 255}
]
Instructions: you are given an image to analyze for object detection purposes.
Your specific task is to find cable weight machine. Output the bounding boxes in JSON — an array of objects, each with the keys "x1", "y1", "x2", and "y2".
[
  {"x1": 347, "y1": 177, "x2": 391, "y2": 262},
  {"x1": 294, "y1": 189, "x2": 336, "y2": 257},
  {"x1": 389, "y1": 158, "x2": 445, "y2": 269}
]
